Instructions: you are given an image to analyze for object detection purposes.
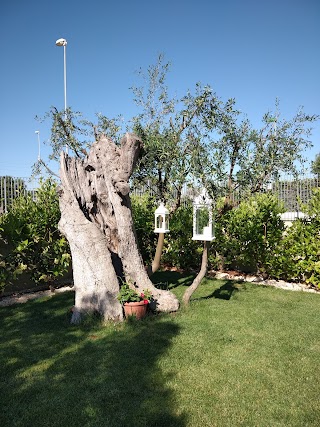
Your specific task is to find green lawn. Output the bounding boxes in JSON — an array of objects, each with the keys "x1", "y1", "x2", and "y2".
[{"x1": 1, "y1": 272, "x2": 320, "y2": 427}]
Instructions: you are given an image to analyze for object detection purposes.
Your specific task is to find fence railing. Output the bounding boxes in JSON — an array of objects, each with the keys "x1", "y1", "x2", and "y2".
[
  {"x1": 0, "y1": 177, "x2": 39, "y2": 214},
  {"x1": 273, "y1": 176, "x2": 319, "y2": 211},
  {"x1": 1, "y1": 175, "x2": 319, "y2": 214}
]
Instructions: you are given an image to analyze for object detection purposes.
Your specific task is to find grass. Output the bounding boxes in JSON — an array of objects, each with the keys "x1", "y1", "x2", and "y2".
[{"x1": 1, "y1": 272, "x2": 320, "y2": 427}]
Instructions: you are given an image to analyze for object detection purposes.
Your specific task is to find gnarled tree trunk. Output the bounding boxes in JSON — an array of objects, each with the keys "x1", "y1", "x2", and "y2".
[
  {"x1": 58, "y1": 133, "x2": 179, "y2": 323},
  {"x1": 147, "y1": 232, "x2": 165, "y2": 276},
  {"x1": 182, "y1": 241, "x2": 209, "y2": 306}
]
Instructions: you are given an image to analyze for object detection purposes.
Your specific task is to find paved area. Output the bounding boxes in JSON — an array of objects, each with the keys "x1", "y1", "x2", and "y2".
[{"x1": 0, "y1": 285, "x2": 74, "y2": 307}]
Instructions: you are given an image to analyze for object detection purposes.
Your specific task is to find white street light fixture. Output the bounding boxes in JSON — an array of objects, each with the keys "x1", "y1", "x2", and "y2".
[
  {"x1": 55, "y1": 38, "x2": 67, "y2": 47},
  {"x1": 55, "y1": 37, "x2": 68, "y2": 154},
  {"x1": 35, "y1": 130, "x2": 41, "y2": 161}
]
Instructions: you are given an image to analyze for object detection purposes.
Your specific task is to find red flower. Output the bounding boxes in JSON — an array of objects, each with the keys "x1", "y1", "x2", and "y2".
[
  {"x1": 143, "y1": 299, "x2": 149, "y2": 305},
  {"x1": 140, "y1": 293, "x2": 145, "y2": 298}
]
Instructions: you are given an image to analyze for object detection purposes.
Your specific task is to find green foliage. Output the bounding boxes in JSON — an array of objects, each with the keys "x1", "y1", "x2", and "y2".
[
  {"x1": 36, "y1": 107, "x2": 124, "y2": 163},
  {"x1": 212, "y1": 193, "x2": 285, "y2": 273},
  {"x1": 311, "y1": 152, "x2": 320, "y2": 177},
  {"x1": 131, "y1": 196, "x2": 201, "y2": 270},
  {"x1": 130, "y1": 57, "x2": 319, "y2": 221},
  {"x1": 0, "y1": 179, "x2": 71, "y2": 291},
  {"x1": 35, "y1": 56, "x2": 319, "y2": 283},
  {"x1": 131, "y1": 194, "x2": 157, "y2": 264},
  {"x1": 132, "y1": 190, "x2": 320, "y2": 287},
  {"x1": 269, "y1": 188, "x2": 320, "y2": 287},
  {"x1": 131, "y1": 56, "x2": 221, "y2": 207},
  {"x1": 162, "y1": 203, "x2": 202, "y2": 270},
  {"x1": 198, "y1": 98, "x2": 319, "y2": 201},
  {"x1": 117, "y1": 284, "x2": 152, "y2": 304}
]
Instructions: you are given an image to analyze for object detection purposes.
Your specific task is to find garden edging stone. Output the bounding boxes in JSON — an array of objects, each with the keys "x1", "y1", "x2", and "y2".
[
  {"x1": 212, "y1": 271, "x2": 319, "y2": 294},
  {"x1": 1, "y1": 272, "x2": 319, "y2": 308}
]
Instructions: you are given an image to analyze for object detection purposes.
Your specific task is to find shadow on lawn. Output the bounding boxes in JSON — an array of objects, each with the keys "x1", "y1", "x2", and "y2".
[
  {"x1": 199, "y1": 281, "x2": 241, "y2": 301},
  {"x1": 152, "y1": 270, "x2": 195, "y2": 290},
  {"x1": 0, "y1": 292, "x2": 186, "y2": 427}
]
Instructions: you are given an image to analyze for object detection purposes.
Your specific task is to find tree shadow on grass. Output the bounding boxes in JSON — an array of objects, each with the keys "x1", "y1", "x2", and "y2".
[
  {"x1": 151, "y1": 270, "x2": 195, "y2": 290},
  {"x1": 0, "y1": 292, "x2": 186, "y2": 427},
  {"x1": 199, "y1": 280, "x2": 242, "y2": 301}
]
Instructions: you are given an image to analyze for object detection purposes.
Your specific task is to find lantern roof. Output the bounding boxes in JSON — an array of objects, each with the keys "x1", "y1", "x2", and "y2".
[
  {"x1": 193, "y1": 189, "x2": 212, "y2": 206},
  {"x1": 155, "y1": 202, "x2": 169, "y2": 215}
]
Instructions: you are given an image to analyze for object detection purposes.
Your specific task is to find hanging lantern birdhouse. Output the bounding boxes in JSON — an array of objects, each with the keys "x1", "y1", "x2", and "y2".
[
  {"x1": 192, "y1": 190, "x2": 215, "y2": 241},
  {"x1": 154, "y1": 202, "x2": 170, "y2": 233}
]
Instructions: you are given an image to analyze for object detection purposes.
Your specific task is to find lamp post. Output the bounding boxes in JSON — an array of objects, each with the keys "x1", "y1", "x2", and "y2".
[
  {"x1": 55, "y1": 37, "x2": 68, "y2": 153},
  {"x1": 35, "y1": 131, "x2": 41, "y2": 161}
]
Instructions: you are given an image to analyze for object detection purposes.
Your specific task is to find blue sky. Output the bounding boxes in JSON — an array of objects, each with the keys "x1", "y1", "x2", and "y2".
[{"x1": 1, "y1": 0, "x2": 319, "y2": 178}]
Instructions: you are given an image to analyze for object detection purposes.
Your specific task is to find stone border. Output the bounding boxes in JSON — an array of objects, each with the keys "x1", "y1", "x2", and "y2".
[
  {"x1": 0, "y1": 285, "x2": 74, "y2": 307},
  {"x1": 211, "y1": 271, "x2": 319, "y2": 294},
  {"x1": 1, "y1": 272, "x2": 319, "y2": 308}
]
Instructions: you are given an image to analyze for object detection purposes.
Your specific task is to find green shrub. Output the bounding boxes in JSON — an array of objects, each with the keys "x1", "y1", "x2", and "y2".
[
  {"x1": 0, "y1": 179, "x2": 71, "y2": 291},
  {"x1": 212, "y1": 193, "x2": 285, "y2": 273},
  {"x1": 269, "y1": 188, "x2": 320, "y2": 287},
  {"x1": 131, "y1": 197, "x2": 202, "y2": 270},
  {"x1": 131, "y1": 194, "x2": 157, "y2": 264},
  {"x1": 131, "y1": 190, "x2": 320, "y2": 285},
  {"x1": 162, "y1": 202, "x2": 202, "y2": 270}
]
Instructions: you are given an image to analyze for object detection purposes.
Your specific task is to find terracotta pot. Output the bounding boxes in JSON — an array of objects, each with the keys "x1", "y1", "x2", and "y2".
[{"x1": 123, "y1": 301, "x2": 148, "y2": 319}]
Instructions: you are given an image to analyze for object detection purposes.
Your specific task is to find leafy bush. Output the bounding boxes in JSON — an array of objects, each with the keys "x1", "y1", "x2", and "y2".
[
  {"x1": 131, "y1": 197, "x2": 202, "y2": 270},
  {"x1": 131, "y1": 191, "x2": 320, "y2": 286},
  {"x1": 0, "y1": 179, "x2": 71, "y2": 291},
  {"x1": 161, "y1": 203, "x2": 202, "y2": 270},
  {"x1": 212, "y1": 193, "x2": 285, "y2": 273},
  {"x1": 268, "y1": 188, "x2": 320, "y2": 287},
  {"x1": 131, "y1": 194, "x2": 157, "y2": 264}
]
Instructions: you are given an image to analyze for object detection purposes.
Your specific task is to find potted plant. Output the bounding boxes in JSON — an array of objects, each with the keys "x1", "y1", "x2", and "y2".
[{"x1": 117, "y1": 284, "x2": 152, "y2": 319}]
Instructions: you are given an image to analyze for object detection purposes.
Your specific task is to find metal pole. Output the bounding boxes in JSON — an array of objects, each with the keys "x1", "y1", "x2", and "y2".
[
  {"x1": 63, "y1": 44, "x2": 67, "y2": 115},
  {"x1": 35, "y1": 131, "x2": 41, "y2": 161},
  {"x1": 55, "y1": 38, "x2": 68, "y2": 154},
  {"x1": 63, "y1": 42, "x2": 68, "y2": 154},
  {"x1": 4, "y1": 176, "x2": 7, "y2": 213},
  {"x1": 0, "y1": 177, "x2": 3, "y2": 214}
]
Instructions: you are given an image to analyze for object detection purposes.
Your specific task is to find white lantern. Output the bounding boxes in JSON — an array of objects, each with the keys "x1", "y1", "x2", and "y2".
[
  {"x1": 154, "y1": 202, "x2": 170, "y2": 233},
  {"x1": 192, "y1": 190, "x2": 215, "y2": 241}
]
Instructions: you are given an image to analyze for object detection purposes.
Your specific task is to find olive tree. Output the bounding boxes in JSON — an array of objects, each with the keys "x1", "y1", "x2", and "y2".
[
  {"x1": 130, "y1": 56, "x2": 221, "y2": 274},
  {"x1": 39, "y1": 108, "x2": 179, "y2": 324},
  {"x1": 311, "y1": 152, "x2": 320, "y2": 178},
  {"x1": 123, "y1": 57, "x2": 319, "y2": 304},
  {"x1": 38, "y1": 56, "x2": 319, "y2": 313},
  {"x1": 181, "y1": 97, "x2": 319, "y2": 304}
]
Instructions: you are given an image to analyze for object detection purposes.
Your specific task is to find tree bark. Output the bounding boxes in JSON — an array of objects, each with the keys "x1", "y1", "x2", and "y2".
[
  {"x1": 147, "y1": 233, "x2": 165, "y2": 276},
  {"x1": 58, "y1": 133, "x2": 179, "y2": 323},
  {"x1": 182, "y1": 241, "x2": 209, "y2": 306}
]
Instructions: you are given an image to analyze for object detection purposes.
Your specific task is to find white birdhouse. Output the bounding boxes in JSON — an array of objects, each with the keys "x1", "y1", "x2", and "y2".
[
  {"x1": 192, "y1": 190, "x2": 215, "y2": 241},
  {"x1": 154, "y1": 202, "x2": 170, "y2": 233}
]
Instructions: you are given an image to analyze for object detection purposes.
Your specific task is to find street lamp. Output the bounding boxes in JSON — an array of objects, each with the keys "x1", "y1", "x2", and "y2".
[
  {"x1": 55, "y1": 37, "x2": 68, "y2": 153},
  {"x1": 35, "y1": 131, "x2": 41, "y2": 161}
]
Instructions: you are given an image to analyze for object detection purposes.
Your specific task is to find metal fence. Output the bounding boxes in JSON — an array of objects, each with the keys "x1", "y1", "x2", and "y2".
[
  {"x1": 0, "y1": 176, "x2": 39, "y2": 214},
  {"x1": 132, "y1": 176, "x2": 319, "y2": 207},
  {"x1": 273, "y1": 176, "x2": 319, "y2": 211},
  {"x1": 1, "y1": 174, "x2": 319, "y2": 214}
]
